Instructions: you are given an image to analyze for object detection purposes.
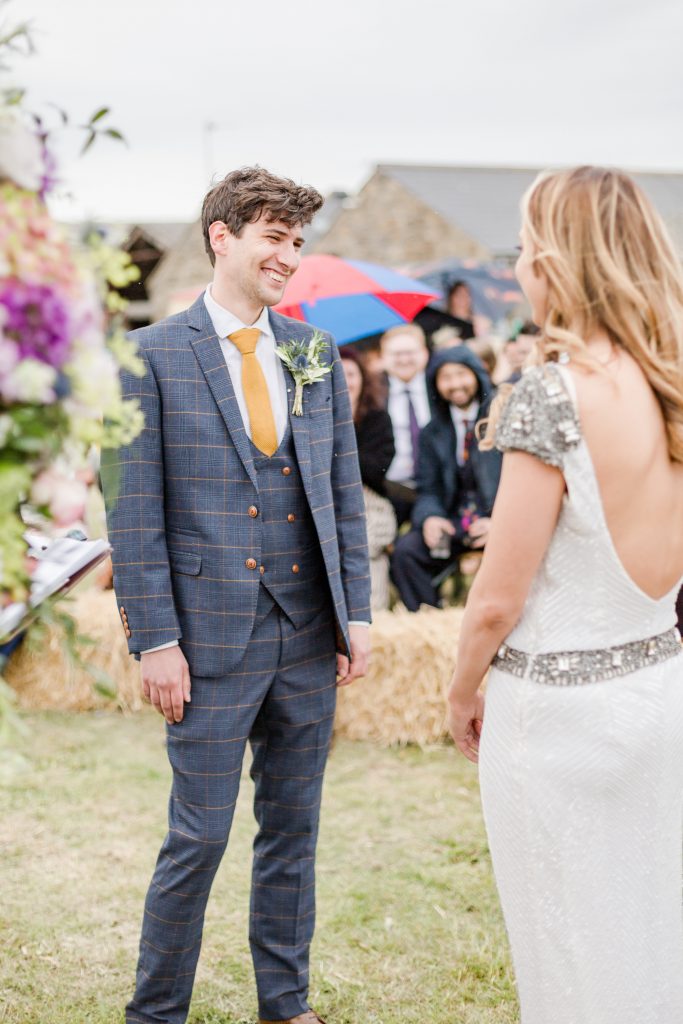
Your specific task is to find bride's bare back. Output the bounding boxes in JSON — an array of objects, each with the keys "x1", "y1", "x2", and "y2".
[{"x1": 570, "y1": 344, "x2": 683, "y2": 600}]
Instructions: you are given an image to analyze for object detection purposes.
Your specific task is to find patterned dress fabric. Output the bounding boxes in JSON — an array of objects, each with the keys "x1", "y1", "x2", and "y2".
[{"x1": 479, "y1": 362, "x2": 683, "y2": 1024}]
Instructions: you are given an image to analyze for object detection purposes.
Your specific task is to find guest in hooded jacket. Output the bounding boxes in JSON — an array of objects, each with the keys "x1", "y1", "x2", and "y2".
[{"x1": 391, "y1": 346, "x2": 502, "y2": 611}]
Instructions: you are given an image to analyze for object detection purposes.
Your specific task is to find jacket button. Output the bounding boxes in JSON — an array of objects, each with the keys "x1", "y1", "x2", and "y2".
[
  {"x1": 259, "y1": 565, "x2": 265, "y2": 575},
  {"x1": 248, "y1": 505, "x2": 258, "y2": 517},
  {"x1": 246, "y1": 558, "x2": 257, "y2": 570},
  {"x1": 287, "y1": 513, "x2": 296, "y2": 523},
  {"x1": 282, "y1": 466, "x2": 291, "y2": 476},
  {"x1": 291, "y1": 564, "x2": 300, "y2": 574}
]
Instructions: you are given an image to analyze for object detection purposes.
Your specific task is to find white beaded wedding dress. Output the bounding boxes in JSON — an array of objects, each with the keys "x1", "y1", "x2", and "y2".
[{"x1": 479, "y1": 362, "x2": 683, "y2": 1024}]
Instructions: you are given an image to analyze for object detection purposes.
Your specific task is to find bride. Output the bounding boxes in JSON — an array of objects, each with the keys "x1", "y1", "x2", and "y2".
[{"x1": 447, "y1": 166, "x2": 683, "y2": 1023}]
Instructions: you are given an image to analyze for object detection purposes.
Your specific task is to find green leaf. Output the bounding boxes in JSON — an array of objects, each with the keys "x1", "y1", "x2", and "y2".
[
  {"x1": 80, "y1": 129, "x2": 96, "y2": 155},
  {"x1": 104, "y1": 127, "x2": 125, "y2": 141},
  {"x1": 5, "y1": 87, "x2": 25, "y2": 105},
  {"x1": 47, "y1": 101, "x2": 69, "y2": 125},
  {"x1": 89, "y1": 106, "x2": 109, "y2": 124}
]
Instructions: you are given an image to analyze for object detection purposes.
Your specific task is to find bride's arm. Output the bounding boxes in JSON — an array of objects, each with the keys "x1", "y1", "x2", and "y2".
[{"x1": 448, "y1": 450, "x2": 565, "y2": 762}]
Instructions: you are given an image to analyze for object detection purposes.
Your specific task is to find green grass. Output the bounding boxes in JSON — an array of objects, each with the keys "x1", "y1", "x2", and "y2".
[{"x1": 0, "y1": 711, "x2": 518, "y2": 1023}]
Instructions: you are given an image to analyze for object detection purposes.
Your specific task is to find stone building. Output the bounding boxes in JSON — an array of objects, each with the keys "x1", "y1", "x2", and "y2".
[
  {"x1": 310, "y1": 163, "x2": 683, "y2": 265},
  {"x1": 106, "y1": 165, "x2": 683, "y2": 323}
]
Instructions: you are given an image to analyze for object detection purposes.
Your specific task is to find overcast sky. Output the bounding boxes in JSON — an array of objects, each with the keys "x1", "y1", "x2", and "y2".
[{"x1": 11, "y1": 0, "x2": 683, "y2": 223}]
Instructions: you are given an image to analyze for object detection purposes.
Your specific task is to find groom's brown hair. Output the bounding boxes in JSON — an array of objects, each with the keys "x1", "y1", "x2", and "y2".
[{"x1": 202, "y1": 166, "x2": 324, "y2": 265}]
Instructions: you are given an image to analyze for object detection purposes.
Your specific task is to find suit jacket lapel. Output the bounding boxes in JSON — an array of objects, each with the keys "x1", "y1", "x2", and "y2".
[
  {"x1": 186, "y1": 297, "x2": 258, "y2": 488},
  {"x1": 269, "y1": 310, "x2": 314, "y2": 497}
]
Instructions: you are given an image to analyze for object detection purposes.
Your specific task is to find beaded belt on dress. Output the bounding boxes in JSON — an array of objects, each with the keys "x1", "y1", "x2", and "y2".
[{"x1": 493, "y1": 627, "x2": 682, "y2": 686}]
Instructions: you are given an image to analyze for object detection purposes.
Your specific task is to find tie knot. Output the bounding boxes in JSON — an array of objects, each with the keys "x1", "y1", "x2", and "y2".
[{"x1": 228, "y1": 327, "x2": 260, "y2": 355}]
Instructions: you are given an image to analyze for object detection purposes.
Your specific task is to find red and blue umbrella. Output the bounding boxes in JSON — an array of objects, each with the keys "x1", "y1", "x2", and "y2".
[{"x1": 274, "y1": 254, "x2": 440, "y2": 344}]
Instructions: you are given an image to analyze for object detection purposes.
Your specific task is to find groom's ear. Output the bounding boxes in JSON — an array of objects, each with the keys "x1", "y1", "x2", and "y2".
[{"x1": 208, "y1": 220, "x2": 231, "y2": 261}]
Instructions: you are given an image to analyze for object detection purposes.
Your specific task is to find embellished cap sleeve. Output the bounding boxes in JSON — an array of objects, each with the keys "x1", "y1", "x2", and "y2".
[{"x1": 495, "y1": 364, "x2": 581, "y2": 468}]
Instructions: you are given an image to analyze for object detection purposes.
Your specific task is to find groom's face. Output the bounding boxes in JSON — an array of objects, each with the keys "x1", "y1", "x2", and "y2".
[{"x1": 222, "y1": 216, "x2": 304, "y2": 308}]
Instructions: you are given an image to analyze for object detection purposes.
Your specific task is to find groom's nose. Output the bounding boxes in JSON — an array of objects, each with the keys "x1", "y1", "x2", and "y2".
[{"x1": 274, "y1": 239, "x2": 301, "y2": 273}]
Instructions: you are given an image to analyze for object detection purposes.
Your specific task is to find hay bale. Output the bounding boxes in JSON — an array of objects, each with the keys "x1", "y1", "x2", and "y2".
[
  {"x1": 6, "y1": 589, "x2": 142, "y2": 712},
  {"x1": 335, "y1": 605, "x2": 465, "y2": 746},
  {"x1": 7, "y1": 592, "x2": 466, "y2": 746}
]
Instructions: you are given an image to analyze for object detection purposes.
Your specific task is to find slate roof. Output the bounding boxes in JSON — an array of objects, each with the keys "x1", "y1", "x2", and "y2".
[{"x1": 378, "y1": 164, "x2": 683, "y2": 257}]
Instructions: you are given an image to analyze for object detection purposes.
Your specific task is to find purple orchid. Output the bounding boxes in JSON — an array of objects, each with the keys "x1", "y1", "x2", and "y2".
[{"x1": 0, "y1": 279, "x2": 72, "y2": 368}]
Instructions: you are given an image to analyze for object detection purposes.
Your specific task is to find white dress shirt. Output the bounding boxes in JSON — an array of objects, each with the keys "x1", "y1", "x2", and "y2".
[
  {"x1": 385, "y1": 372, "x2": 432, "y2": 484},
  {"x1": 449, "y1": 401, "x2": 480, "y2": 466},
  {"x1": 204, "y1": 286, "x2": 289, "y2": 444},
  {"x1": 142, "y1": 289, "x2": 367, "y2": 654}
]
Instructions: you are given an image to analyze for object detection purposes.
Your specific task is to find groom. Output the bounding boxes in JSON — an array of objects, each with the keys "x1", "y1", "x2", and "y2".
[{"x1": 102, "y1": 167, "x2": 371, "y2": 1024}]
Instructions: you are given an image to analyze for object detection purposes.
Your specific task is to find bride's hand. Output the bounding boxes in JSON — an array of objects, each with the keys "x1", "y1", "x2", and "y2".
[{"x1": 448, "y1": 689, "x2": 485, "y2": 764}]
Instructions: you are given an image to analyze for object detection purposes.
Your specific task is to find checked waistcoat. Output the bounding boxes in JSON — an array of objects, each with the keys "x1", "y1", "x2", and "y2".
[{"x1": 250, "y1": 423, "x2": 329, "y2": 627}]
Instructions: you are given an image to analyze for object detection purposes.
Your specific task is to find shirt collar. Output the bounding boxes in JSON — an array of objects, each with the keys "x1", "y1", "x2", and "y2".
[
  {"x1": 451, "y1": 400, "x2": 480, "y2": 423},
  {"x1": 388, "y1": 371, "x2": 425, "y2": 394},
  {"x1": 203, "y1": 286, "x2": 273, "y2": 341}
]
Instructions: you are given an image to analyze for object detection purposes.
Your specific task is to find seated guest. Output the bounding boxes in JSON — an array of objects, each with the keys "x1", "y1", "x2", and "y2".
[
  {"x1": 379, "y1": 323, "x2": 434, "y2": 526},
  {"x1": 502, "y1": 320, "x2": 539, "y2": 383},
  {"x1": 391, "y1": 346, "x2": 502, "y2": 611},
  {"x1": 340, "y1": 346, "x2": 397, "y2": 611}
]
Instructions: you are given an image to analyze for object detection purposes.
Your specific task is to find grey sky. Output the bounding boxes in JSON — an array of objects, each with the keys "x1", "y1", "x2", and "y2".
[{"x1": 13, "y1": 0, "x2": 683, "y2": 222}]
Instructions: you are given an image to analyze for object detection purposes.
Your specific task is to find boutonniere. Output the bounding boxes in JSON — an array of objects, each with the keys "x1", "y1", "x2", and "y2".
[{"x1": 276, "y1": 330, "x2": 332, "y2": 416}]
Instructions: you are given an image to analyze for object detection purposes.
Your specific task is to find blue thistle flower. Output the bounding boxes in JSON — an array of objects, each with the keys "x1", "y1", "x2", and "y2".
[{"x1": 295, "y1": 354, "x2": 309, "y2": 370}]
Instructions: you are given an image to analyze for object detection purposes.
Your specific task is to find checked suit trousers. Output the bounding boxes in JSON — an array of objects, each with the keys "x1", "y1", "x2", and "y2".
[{"x1": 126, "y1": 586, "x2": 338, "y2": 1024}]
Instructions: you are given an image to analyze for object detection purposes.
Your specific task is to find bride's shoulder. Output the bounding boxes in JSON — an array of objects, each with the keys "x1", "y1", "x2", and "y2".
[{"x1": 495, "y1": 362, "x2": 582, "y2": 468}]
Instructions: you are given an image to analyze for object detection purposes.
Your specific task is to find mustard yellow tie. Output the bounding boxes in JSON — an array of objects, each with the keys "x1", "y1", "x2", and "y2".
[{"x1": 228, "y1": 328, "x2": 278, "y2": 457}]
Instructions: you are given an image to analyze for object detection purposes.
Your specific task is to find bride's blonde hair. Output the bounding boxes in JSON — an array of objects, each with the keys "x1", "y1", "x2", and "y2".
[{"x1": 482, "y1": 166, "x2": 683, "y2": 461}]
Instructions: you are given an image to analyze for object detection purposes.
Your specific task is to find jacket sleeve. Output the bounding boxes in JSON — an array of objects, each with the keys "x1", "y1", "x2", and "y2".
[
  {"x1": 100, "y1": 345, "x2": 181, "y2": 654},
  {"x1": 329, "y1": 339, "x2": 372, "y2": 624},
  {"x1": 411, "y1": 425, "x2": 450, "y2": 529},
  {"x1": 356, "y1": 408, "x2": 395, "y2": 495}
]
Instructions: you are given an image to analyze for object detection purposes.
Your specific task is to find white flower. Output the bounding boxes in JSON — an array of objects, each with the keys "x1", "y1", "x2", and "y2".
[
  {"x1": 1, "y1": 358, "x2": 57, "y2": 404},
  {"x1": 0, "y1": 109, "x2": 44, "y2": 191},
  {"x1": 68, "y1": 345, "x2": 119, "y2": 412}
]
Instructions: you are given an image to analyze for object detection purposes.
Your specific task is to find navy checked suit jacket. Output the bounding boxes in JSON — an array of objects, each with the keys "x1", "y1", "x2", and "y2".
[{"x1": 101, "y1": 296, "x2": 371, "y2": 677}]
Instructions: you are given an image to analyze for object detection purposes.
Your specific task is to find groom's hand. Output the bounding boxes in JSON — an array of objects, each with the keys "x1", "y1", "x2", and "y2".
[
  {"x1": 336, "y1": 624, "x2": 371, "y2": 687},
  {"x1": 141, "y1": 647, "x2": 191, "y2": 724}
]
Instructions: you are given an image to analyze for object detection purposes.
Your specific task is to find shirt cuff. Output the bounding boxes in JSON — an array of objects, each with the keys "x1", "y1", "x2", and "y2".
[
  {"x1": 348, "y1": 620, "x2": 370, "y2": 627},
  {"x1": 141, "y1": 640, "x2": 180, "y2": 655}
]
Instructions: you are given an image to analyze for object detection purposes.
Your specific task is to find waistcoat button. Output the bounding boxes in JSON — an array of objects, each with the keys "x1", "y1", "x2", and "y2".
[
  {"x1": 248, "y1": 505, "x2": 258, "y2": 517},
  {"x1": 287, "y1": 513, "x2": 296, "y2": 523},
  {"x1": 291, "y1": 564, "x2": 300, "y2": 573},
  {"x1": 282, "y1": 466, "x2": 291, "y2": 476},
  {"x1": 259, "y1": 565, "x2": 265, "y2": 575},
  {"x1": 245, "y1": 558, "x2": 257, "y2": 570}
]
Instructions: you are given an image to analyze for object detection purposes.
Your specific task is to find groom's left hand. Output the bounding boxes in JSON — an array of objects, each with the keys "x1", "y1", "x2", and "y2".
[{"x1": 336, "y1": 624, "x2": 371, "y2": 687}]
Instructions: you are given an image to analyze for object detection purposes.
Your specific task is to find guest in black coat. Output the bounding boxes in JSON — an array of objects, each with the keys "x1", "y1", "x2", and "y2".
[
  {"x1": 391, "y1": 346, "x2": 502, "y2": 611},
  {"x1": 414, "y1": 280, "x2": 476, "y2": 344},
  {"x1": 340, "y1": 346, "x2": 397, "y2": 610}
]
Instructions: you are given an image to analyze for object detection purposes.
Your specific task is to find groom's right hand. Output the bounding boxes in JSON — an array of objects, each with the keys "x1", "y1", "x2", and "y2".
[{"x1": 141, "y1": 647, "x2": 192, "y2": 724}]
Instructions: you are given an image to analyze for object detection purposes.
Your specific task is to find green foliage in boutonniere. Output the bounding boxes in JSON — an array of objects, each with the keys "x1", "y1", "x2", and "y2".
[{"x1": 276, "y1": 330, "x2": 332, "y2": 415}]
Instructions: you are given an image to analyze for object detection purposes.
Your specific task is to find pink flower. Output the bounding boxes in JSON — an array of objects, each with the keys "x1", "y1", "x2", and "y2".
[{"x1": 31, "y1": 469, "x2": 88, "y2": 528}]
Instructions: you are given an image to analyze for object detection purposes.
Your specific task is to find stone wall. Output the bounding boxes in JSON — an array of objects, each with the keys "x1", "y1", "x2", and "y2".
[{"x1": 310, "y1": 171, "x2": 490, "y2": 264}]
